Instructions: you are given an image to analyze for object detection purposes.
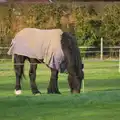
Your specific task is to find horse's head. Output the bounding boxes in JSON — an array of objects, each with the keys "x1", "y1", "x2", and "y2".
[{"x1": 61, "y1": 32, "x2": 84, "y2": 93}]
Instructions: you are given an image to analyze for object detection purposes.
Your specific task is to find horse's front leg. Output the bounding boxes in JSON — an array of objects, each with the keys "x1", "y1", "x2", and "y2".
[
  {"x1": 29, "y1": 62, "x2": 41, "y2": 95},
  {"x1": 47, "y1": 68, "x2": 61, "y2": 94}
]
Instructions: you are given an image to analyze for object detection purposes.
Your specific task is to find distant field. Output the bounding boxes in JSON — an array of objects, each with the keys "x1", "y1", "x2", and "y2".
[{"x1": 0, "y1": 59, "x2": 120, "y2": 120}]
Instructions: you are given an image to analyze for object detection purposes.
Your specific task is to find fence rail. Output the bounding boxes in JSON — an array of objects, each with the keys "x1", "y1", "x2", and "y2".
[
  {"x1": 0, "y1": 46, "x2": 120, "y2": 58},
  {"x1": 0, "y1": 46, "x2": 120, "y2": 49},
  {"x1": 0, "y1": 39, "x2": 120, "y2": 61}
]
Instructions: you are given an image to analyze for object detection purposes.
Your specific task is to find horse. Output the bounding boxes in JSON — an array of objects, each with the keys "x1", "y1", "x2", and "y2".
[{"x1": 7, "y1": 28, "x2": 84, "y2": 95}]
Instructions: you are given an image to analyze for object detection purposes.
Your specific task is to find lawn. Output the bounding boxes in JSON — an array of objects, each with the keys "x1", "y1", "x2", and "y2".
[{"x1": 0, "y1": 59, "x2": 120, "y2": 120}]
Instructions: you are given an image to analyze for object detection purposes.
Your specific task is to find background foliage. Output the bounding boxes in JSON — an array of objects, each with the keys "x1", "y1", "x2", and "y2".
[{"x1": 0, "y1": 2, "x2": 120, "y2": 57}]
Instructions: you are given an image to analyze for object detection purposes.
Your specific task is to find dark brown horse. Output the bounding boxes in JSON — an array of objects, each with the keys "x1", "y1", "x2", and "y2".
[{"x1": 9, "y1": 31, "x2": 84, "y2": 95}]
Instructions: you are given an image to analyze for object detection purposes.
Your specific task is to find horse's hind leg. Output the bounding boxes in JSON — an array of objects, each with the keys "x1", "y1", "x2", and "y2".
[
  {"x1": 29, "y1": 59, "x2": 40, "y2": 95},
  {"x1": 14, "y1": 54, "x2": 25, "y2": 95},
  {"x1": 47, "y1": 68, "x2": 61, "y2": 94}
]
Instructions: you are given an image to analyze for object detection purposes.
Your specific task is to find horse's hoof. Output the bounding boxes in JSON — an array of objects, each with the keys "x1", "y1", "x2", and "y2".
[
  {"x1": 47, "y1": 90, "x2": 61, "y2": 94},
  {"x1": 34, "y1": 93, "x2": 41, "y2": 96},
  {"x1": 56, "y1": 91, "x2": 61, "y2": 94},
  {"x1": 33, "y1": 91, "x2": 41, "y2": 95},
  {"x1": 15, "y1": 90, "x2": 22, "y2": 95},
  {"x1": 72, "y1": 90, "x2": 80, "y2": 94}
]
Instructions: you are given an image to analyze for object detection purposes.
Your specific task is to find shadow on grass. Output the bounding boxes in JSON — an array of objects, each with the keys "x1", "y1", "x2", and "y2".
[{"x1": 0, "y1": 78, "x2": 120, "y2": 94}]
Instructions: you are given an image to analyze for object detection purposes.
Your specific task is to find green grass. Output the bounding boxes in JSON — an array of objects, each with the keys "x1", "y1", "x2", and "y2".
[{"x1": 0, "y1": 59, "x2": 120, "y2": 120}]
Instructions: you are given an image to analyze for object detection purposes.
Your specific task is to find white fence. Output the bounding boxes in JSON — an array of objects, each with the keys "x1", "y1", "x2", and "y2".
[
  {"x1": 0, "y1": 46, "x2": 120, "y2": 93},
  {"x1": 0, "y1": 45, "x2": 120, "y2": 61},
  {"x1": 0, "y1": 38, "x2": 120, "y2": 73},
  {"x1": 0, "y1": 44, "x2": 120, "y2": 60}
]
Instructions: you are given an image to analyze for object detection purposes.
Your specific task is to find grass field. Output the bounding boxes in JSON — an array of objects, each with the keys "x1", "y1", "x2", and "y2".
[{"x1": 0, "y1": 59, "x2": 120, "y2": 120}]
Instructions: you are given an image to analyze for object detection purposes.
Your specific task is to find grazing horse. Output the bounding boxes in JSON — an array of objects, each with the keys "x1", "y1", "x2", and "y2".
[{"x1": 7, "y1": 28, "x2": 84, "y2": 95}]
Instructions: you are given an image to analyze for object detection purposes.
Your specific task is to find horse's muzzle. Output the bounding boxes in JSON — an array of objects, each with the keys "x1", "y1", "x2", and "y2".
[{"x1": 72, "y1": 89, "x2": 80, "y2": 94}]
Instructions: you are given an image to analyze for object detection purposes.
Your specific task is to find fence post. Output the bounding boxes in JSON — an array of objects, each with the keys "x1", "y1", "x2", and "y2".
[
  {"x1": 100, "y1": 37, "x2": 103, "y2": 60},
  {"x1": 118, "y1": 49, "x2": 120, "y2": 73},
  {"x1": 82, "y1": 78, "x2": 85, "y2": 93},
  {"x1": 82, "y1": 57, "x2": 85, "y2": 93}
]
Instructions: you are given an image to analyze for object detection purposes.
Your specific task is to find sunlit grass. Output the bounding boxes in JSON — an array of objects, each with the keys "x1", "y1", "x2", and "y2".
[{"x1": 0, "y1": 60, "x2": 120, "y2": 120}]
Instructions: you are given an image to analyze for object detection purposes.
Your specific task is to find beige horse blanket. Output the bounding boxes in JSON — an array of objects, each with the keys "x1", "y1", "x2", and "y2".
[{"x1": 7, "y1": 28, "x2": 64, "y2": 70}]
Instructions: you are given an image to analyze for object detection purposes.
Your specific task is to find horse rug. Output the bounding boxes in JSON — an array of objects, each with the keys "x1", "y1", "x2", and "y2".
[{"x1": 7, "y1": 28, "x2": 64, "y2": 70}]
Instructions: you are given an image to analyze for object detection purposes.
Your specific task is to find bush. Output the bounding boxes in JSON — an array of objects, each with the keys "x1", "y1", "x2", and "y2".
[{"x1": 0, "y1": 2, "x2": 120, "y2": 58}]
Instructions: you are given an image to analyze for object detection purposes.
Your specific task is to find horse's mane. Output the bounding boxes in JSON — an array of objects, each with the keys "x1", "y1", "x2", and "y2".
[{"x1": 61, "y1": 32, "x2": 83, "y2": 75}]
